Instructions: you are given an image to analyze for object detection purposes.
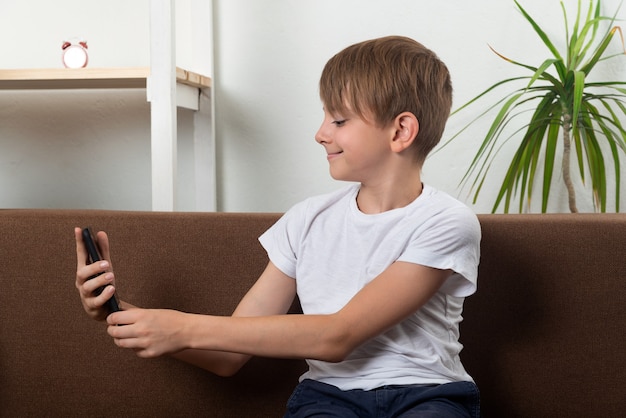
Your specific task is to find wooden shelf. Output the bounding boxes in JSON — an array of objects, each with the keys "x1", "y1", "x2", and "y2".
[
  {"x1": 0, "y1": 67, "x2": 211, "y2": 90},
  {"x1": 1, "y1": 2, "x2": 215, "y2": 211},
  {"x1": 175, "y1": 67, "x2": 211, "y2": 89}
]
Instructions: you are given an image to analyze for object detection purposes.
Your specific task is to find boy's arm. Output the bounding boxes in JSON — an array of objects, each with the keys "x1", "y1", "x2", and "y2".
[
  {"x1": 75, "y1": 228, "x2": 297, "y2": 376},
  {"x1": 171, "y1": 262, "x2": 297, "y2": 376},
  {"x1": 107, "y1": 261, "x2": 449, "y2": 363}
]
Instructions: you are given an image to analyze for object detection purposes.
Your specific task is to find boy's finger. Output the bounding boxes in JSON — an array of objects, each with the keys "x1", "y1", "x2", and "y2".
[
  {"x1": 96, "y1": 231, "x2": 113, "y2": 265},
  {"x1": 75, "y1": 227, "x2": 88, "y2": 268}
]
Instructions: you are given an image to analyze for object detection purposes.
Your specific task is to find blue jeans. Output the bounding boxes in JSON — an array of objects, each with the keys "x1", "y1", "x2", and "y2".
[{"x1": 284, "y1": 379, "x2": 481, "y2": 418}]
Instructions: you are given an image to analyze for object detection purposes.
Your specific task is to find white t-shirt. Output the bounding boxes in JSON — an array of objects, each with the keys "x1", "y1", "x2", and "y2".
[{"x1": 258, "y1": 183, "x2": 481, "y2": 391}]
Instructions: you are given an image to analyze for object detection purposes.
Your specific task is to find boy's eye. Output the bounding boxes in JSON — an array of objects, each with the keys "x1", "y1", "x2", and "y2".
[{"x1": 332, "y1": 120, "x2": 346, "y2": 127}]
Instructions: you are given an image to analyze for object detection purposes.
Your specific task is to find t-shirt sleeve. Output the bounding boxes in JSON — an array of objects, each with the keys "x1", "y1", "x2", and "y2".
[
  {"x1": 258, "y1": 201, "x2": 307, "y2": 279},
  {"x1": 397, "y1": 206, "x2": 481, "y2": 297}
]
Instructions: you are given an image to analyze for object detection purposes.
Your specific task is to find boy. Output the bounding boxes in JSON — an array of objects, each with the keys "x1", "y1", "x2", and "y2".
[{"x1": 75, "y1": 36, "x2": 481, "y2": 417}]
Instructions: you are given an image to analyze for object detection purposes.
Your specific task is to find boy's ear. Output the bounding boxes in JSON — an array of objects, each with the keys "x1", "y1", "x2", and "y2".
[{"x1": 390, "y1": 112, "x2": 419, "y2": 153}]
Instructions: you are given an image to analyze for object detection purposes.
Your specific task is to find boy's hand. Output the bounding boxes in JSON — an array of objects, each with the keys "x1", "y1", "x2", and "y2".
[
  {"x1": 107, "y1": 308, "x2": 188, "y2": 358},
  {"x1": 74, "y1": 227, "x2": 117, "y2": 322}
]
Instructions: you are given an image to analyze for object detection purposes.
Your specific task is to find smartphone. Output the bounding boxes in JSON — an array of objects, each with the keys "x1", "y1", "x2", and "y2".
[{"x1": 82, "y1": 227, "x2": 121, "y2": 313}]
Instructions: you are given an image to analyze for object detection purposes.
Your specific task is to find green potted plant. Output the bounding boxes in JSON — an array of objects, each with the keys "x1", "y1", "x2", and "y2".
[{"x1": 443, "y1": 0, "x2": 626, "y2": 213}]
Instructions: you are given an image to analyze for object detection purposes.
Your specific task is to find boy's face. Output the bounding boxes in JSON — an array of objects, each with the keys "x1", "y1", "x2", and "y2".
[{"x1": 315, "y1": 107, "x2": 396, "y2": 183}]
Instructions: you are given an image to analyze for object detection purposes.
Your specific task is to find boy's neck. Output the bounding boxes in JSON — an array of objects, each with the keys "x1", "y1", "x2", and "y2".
[{"x1": 356, "y1": 174, "x2": 423, "y2": 214}]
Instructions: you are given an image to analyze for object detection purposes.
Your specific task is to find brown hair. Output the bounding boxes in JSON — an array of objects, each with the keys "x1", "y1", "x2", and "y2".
[{"x1": 319, "y1": 36, "x2": 453, "y2": 164}]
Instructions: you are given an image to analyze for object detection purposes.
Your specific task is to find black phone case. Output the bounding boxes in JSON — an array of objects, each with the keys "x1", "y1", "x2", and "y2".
[{"x1": 82, "y1": 227, "x2": 121, "y2": 313}]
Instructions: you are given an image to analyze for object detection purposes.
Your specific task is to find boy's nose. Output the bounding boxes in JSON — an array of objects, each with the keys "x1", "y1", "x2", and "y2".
[{"x1": 315, "y1": 125, "x2": 329, "y2": 144}]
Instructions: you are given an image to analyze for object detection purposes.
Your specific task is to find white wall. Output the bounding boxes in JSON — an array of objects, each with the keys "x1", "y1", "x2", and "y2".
[{"x1": 1, "y1": 0, "x2": 625, "y2": 212}]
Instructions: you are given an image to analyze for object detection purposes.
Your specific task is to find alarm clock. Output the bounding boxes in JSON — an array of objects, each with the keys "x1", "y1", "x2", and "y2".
[{"x1": 62, "y1": 39, "x2": 88, "y2": 68}]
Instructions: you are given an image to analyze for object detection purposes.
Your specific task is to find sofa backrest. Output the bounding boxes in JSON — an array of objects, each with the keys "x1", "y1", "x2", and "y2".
[
  {"x1": 463, "y1": 213, "x2": 626, "y2": 417},
  {"x1": 1, "y1": 210, "x2": 625, "y2": 417}
]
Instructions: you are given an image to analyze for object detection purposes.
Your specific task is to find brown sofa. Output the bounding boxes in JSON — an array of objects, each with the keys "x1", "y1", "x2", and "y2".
[{"x1": 1, "y1": 209, "x2": 625, "y2": 417}]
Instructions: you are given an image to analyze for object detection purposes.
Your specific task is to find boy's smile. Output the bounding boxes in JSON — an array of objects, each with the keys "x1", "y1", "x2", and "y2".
[{"x1": 326, "y1": 150, "x2": 343, "y2": 160}]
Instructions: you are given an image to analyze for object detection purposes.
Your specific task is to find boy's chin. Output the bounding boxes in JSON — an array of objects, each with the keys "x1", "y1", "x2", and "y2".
[
  {"x1": 328, "y1": 170, "x2": 348, "y2": 182},
  {"x1": 329, "y1": 172, "x2": 358, "y2": 183}
]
